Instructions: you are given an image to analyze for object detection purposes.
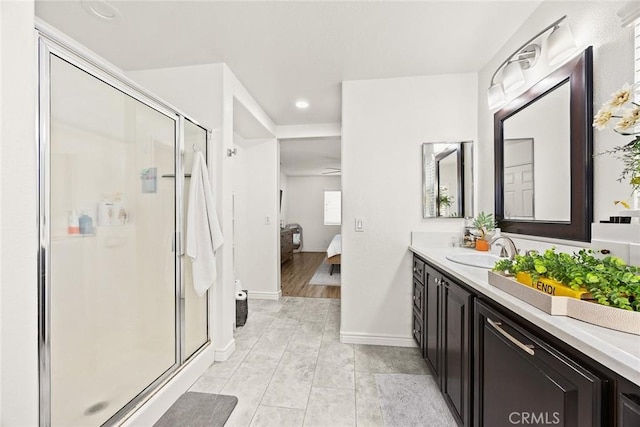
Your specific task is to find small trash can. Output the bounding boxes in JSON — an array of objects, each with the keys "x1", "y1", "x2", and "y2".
[{"x1": 236, "y1": 289, "x2": 248, "y2": 327}]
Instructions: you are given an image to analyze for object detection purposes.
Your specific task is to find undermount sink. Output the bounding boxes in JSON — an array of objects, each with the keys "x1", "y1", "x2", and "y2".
[{"x1": 445, "y1": 253, "x2": 502, "y2": 269}]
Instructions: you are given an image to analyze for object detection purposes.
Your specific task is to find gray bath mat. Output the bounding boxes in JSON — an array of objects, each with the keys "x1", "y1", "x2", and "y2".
[
  {"x1": 375, "y1": 374, "x2": 456, "y2": 427},
  {"x1": 153, "y1": 392, "x2": 238, "y2": 427}
]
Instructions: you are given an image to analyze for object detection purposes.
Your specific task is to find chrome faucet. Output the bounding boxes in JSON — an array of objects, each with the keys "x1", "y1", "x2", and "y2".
[{"x1": 489, "y1": 235, "x2": 518, "y2": 260}]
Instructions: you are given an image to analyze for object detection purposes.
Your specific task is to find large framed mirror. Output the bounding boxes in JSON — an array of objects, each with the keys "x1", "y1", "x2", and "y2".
[
  {"x1": 494, "y1": 47, "x2": 593, "y2": 241},
  {"x1": 423, "y1": 141, "x2": 473, "y2": 218}
]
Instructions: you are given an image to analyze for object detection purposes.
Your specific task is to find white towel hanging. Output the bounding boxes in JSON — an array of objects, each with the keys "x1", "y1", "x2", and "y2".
[{"x1": 186, "y1": 151, "x2": 224, "y2": 296}]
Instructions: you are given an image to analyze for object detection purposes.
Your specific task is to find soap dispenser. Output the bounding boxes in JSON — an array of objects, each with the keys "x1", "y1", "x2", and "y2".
[{"x1": 67, "y1": 210, "x2": 80, "y2": 235}]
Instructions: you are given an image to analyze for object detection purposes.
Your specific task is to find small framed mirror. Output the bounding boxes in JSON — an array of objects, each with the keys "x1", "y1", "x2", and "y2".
[
  {"x1": 494, "y1": 47, "x2": 593, "y2": 241},
  {"x1": 423, "y1": 141, "x2": 473, "y2": 218}
]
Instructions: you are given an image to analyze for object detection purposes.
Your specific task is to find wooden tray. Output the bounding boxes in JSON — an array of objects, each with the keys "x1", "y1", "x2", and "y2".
[{"x1": 487, "y1": 271, "x2": 640, "y2": 335}]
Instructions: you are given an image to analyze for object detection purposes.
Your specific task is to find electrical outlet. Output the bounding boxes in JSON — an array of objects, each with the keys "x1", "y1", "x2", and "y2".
[{"x1": 265, "y1": 216, "x2": 271, "y2": 225}]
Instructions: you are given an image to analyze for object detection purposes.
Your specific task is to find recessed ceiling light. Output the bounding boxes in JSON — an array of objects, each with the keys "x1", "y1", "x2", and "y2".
[
  {"x1": 81, "y1": 0, "x2": 121, "y2": 22},
  {"x1": 295, "y1": 100, "x2": 309, "y2": 109}
]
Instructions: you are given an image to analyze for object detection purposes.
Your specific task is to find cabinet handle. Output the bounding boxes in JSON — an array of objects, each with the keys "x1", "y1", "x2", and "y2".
[
  {"x1": 487, "y1": 318, "x2": 535, "y2": 356},
  {"x1": 413, "y1": 267, "x2": 417, "y2": 273}
]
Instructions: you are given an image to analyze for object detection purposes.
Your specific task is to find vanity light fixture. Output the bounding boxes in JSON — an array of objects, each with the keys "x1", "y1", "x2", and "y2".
[
  {"x1": 487, "y1": 15, "x2": 577, "y2": 112},
  {"x1": 295, "y1": 100, "x2": 309, "y2": 109}
]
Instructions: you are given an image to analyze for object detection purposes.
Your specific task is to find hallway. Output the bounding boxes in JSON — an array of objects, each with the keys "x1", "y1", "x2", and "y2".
[
  {"x1": 187, "y1": 297, "x2": 443, "y2": 426},
  {"x1": 281, "y1": 253, "x2": 340, "y2": 299}
]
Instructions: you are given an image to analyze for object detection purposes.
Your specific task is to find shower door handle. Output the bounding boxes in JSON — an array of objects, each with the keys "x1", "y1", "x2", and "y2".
[{"x1": 173, "y1": 231, "x2": 184, "y2": 255}]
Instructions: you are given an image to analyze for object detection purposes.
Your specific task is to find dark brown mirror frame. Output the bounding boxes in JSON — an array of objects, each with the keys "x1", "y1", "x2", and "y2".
[{"x1": 494, "y1": 46, "x2": 593, "y2": 242}]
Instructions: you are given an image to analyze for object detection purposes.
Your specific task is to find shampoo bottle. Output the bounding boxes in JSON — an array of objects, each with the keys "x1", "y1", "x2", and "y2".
[
  {"x1": 79, "y1": 211, "x2": 93, "y2": 235},
  {"x1": 68, "y1": 210, "x2": 80, "y2": 235}
]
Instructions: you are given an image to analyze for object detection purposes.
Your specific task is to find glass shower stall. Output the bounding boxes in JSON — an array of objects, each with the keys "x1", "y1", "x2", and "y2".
[{"x1": 38, "y1": 32, "x2": 211, "y2": 426}]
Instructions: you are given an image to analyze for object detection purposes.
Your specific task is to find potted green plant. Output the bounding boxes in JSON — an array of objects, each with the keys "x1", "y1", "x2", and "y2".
[
  {"x1": 438, "y1": 188, "x2": 454, "y2": 216},
  {"x1": 472, "y1": 211, "x2": 496, "y2": 251},
  {"x1": 493, "y1": 248, "x2": 640, "y2": 311}
]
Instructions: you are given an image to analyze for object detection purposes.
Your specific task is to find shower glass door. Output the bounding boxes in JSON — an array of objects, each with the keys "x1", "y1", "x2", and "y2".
[
  {"x1": 183, "y1": 119, "x2": 209, "y2": 359},
  {"x1": 47, "y1": 53, "x2": 178, "y2": 426}
]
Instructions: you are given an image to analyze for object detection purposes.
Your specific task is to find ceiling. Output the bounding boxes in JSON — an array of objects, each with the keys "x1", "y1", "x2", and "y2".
[
  {"x1": 280, "y1": 138, "x2": 341, "y2": 177},
  {"x1": 36, "y1": 0, "x2": 543, "y2": 176},
  {"x1": 35, "y1": 0, "x2": 542, "y2": 127}
]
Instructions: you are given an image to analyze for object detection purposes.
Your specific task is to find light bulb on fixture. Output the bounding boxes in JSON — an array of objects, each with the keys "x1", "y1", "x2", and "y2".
[
  {"x1": 487, "y1": 84, "x2": 506, "y2": 111},
  {"x1": 502, "y1": 61, "x2": 525, "y2": 94},
  {"x1": 546, "y1": 24, "x2": 577, "y2": 66},
  {"x1": 295, "y1": 100, "x2": 309, "y2": 109}
]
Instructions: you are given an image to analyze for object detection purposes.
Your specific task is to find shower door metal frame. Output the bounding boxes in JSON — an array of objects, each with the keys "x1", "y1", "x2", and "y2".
[
  {"x1": 180, "y1": 118, "x2": 212, "y2": 364},
  {"x1": 37, "y1": 29, "x2": 212, "y2": 427}
]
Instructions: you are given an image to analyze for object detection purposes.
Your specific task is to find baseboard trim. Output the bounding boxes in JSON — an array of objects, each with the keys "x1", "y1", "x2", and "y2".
[
  {"x1": 340, "y1": 331, "x2": 418, "y2": 347},
  {"x1": 248, "y1": 290, "x2": 282, "y2": 300},
  {"x1": 214, "y1": 338, "x2": 236, "y2": 361},
  {"x1": 302, "y1": 249, "x2": 328, "y2": 253}
]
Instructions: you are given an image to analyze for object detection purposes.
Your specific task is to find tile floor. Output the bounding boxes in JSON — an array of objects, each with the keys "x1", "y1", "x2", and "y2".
[{"x1": 188, "y1": 297, "x2": 445, "y2": 427}]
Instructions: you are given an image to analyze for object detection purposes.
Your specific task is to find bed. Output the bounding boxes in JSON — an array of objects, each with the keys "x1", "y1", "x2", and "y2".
[{"x1": 326, "y1": 234, "x2": 341, "y2": 275}]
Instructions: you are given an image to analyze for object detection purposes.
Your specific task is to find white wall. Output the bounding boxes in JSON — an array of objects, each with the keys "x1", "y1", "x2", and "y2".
[
  {"x1": 233, "y1": 136, "x2": 280, "y2": 299},
  {"x1": 286, "y1": 176, "x2": 342, "y2": 252},
  {"x1": 0, "y1": 1, "x2": 39, "y2": 424},
  {"x1": 477, "y1": 1, "x2": 635, "y2": 226},
  {"x1": 341, "y1": 73, "x2": 477, "y2": 345}
]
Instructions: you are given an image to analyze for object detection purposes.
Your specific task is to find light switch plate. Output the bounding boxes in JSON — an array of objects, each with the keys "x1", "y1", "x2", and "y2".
[{"x1": 355, "y1": 217, "x2": 364, "y2": 232}]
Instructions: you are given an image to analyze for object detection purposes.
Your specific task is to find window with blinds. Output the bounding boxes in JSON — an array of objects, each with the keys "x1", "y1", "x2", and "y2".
[{"x1": 324, "y1": 190, "x2": 342, "y2": 225}]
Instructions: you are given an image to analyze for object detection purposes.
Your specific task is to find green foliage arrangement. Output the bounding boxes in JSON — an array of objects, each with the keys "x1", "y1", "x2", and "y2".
[
  {"x1": 472, "y1": 212, "x2": 496, "y2": 240},
  {"x1": 493, "y1": 248, "x2": 640, "y2": 311},
  {"x1": 438, "y1": 193, "x2": 454, "y2": 208}
]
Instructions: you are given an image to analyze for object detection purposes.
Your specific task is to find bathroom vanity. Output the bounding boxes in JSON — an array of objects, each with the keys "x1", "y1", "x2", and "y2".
[{"x1": 410, "y1": 246, "x2": 640, "y2": 427}]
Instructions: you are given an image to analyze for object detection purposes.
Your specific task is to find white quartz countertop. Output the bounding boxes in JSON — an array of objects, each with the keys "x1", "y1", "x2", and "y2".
[{"x1": 409, "y1": 245, "x2": 640, "y2": 386}]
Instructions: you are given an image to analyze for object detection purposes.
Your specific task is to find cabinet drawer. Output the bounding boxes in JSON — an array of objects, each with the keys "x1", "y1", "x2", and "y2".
[
  {"x1": 413, "y1": 313, "x2": 424, "y2": 352},
  {"x1": 475, "y1": 301, "x2": 603, "y2": 427},
  {"x1": 413, "y1": 257, "x2": 425, "y2": 283},
  {"x1": 413, "y1": 279, "x2": 425, "y2": 318}
]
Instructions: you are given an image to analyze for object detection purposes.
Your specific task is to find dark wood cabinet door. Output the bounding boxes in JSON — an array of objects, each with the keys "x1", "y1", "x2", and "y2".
[
  {"x1": 442, "y1": 278, "x2": 472, "y2": 426},
  {"x1": 475, "y1": 301, "x2": 602, "y2": 427},
  {"x1": 619, "y1": 393, "x2": 640, "y2": 427},
  {"x1": 425, "y1": 265, "x2": 441, "y2": 382}
]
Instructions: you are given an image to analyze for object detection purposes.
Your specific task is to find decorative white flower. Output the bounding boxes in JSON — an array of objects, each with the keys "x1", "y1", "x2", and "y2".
[
  {"x1": 595, "y1": 82, "x2": 640, "y2": 193},
  {"x1": 593, "y1": 107, "x2": 614, "y2": 130},
  {"x1": 615, "y1": 115, "x2": 638, "y2": 133},
  {"x1": 624, "y1": 105, "x2": 640, "y2": 124},
  {"x1": 607, "y1": 83, "x2": 634, "y2": 110}
]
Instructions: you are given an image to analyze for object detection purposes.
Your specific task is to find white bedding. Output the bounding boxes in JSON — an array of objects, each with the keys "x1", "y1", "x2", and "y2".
[{"x1": 327, "y1": 234, "x2": 342, "y2": 258}]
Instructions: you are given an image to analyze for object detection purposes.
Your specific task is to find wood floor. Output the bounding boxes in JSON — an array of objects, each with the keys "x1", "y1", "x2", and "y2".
[{"x1": 281, "y1": 252, "x2": 341, "y2": 299}]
